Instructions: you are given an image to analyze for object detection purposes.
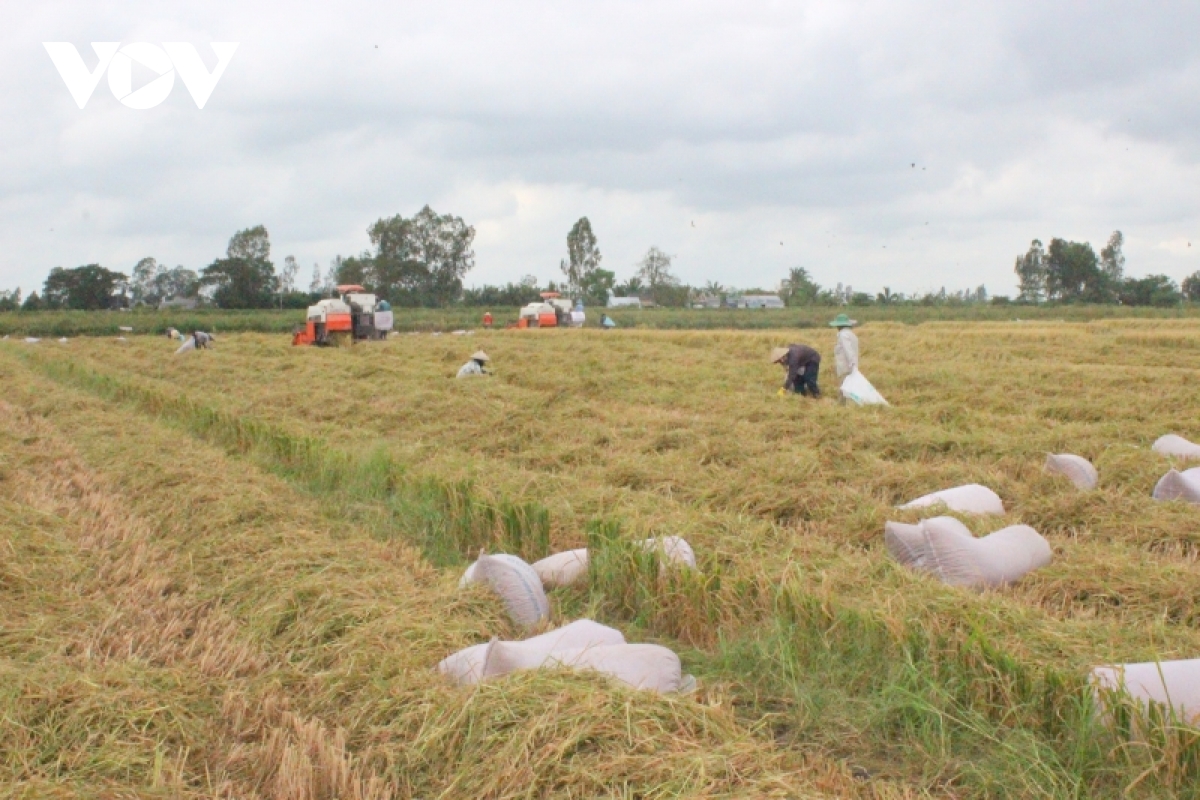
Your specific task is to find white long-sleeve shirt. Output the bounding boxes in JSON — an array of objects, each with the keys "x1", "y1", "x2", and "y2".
[
  {"x1": 834, "y1": 328, "x2": 859, "y2": 378},
  {"x1": 456, "y1": 360, "x2": 485, "y2": 378}
]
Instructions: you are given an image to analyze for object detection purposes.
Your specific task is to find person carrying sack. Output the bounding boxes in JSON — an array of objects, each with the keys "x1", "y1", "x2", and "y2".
[
  {"x1": 771, "y1": 344, "x2": 821, "y2": 398},
  {"x1": 830, "y1": 313, "x2": 859, "y2": 379}
]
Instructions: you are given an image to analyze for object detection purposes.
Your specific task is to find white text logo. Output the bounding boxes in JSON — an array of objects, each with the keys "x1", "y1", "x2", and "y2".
[{"x1": 43, "y1": 42, "x2": 238, "y2": 109}]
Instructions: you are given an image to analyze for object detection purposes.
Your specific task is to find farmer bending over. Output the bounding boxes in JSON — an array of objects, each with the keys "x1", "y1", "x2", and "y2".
[
  {"x1": 771, "y1": 344, "x2": 821, "y2": 398},
  {"x1": 192, "y1": 331, "x2": 214, "y2": 349},
  {"x1": 456, "y1": 350, "x2": 491, "y2": 378}
]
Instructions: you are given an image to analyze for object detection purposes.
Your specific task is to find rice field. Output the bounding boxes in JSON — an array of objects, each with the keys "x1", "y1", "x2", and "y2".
[{"x1": 2, "y1": 319, "x2": 1200, "y2": 798}]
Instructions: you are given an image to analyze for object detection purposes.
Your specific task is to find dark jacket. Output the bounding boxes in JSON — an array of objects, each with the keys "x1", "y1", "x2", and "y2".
[{"x1": 783, "y1": 344, "x2": 820, "y2": 390}]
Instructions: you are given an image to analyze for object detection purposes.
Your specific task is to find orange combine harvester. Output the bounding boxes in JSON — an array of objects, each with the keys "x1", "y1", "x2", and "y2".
[{"x1": 292, "y1": 285, "x2": 394, "y2": 346}]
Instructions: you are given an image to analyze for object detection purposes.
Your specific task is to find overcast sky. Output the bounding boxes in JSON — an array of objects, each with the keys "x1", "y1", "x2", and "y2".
[{"x1": 3, "y1": 1, "x2": 1199, "y2": 297}]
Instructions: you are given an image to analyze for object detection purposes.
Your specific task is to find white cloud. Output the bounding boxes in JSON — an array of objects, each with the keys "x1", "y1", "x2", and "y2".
[{"x1": 2, "y1": 0, "x2": 1199, "y2": 298}]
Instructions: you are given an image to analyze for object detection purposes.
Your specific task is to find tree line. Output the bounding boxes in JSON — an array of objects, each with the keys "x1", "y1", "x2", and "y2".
[
  {"x1": 2, "y1": 215, "x2": 1198, "y2": 313},
  {"x1": 1014, "y1": 231, "x2": 1199, "y2": 307}
]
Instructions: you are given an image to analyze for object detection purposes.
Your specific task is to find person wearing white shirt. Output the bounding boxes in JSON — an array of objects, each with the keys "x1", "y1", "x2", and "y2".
[
  {"x1": 456, "y1": 350, "x2": 492, "y2": 378},
  {"x1": 830, "y1": 314, "x2": 859, "y2": 378}
]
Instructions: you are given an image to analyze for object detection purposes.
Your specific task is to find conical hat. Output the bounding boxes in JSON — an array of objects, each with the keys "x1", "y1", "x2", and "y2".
[
  {"x1": 829, "y1": 313, "x2": 858, "y2": 327},
  {"x1": 471, "y1": 350, "x2": 491, "y2": 362},
  {"x1": 770, "y1": 347, "x2": 789, "y2": 364}
]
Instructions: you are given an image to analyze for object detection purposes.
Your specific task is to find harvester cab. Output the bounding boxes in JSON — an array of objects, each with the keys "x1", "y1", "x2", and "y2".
[{"x1": 292, "y1": 284, "x2": 394, "y2": 346}]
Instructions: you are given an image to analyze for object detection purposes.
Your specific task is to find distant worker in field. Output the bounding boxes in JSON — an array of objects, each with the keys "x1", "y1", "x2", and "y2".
[
  {"x1": 771, "y1": 344, "x2": 821, "y2": 398},
  {"x1": 600, "y1": 313, "x2": 616, "y2": 329},
  {"x1": 166, "y1": 327, "x2": 182, "y2": 340},
  {"x1": 483, "y1": 311, "x2": 493, "y2": 328},
  {"x1": 456, "y1": 350, "x2": 492, "y2": 378},
  {"x1": 192, "y1": 330, "x2": 214, "y2": 349},
  {"x1": 830, "y1": 313, "x2": 859, "y2": 378}
]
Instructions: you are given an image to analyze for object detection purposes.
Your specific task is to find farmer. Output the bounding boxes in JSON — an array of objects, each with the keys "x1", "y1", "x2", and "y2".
[
  {"x1": 600, "y1": 313, "x2": 617, "y2": 329},
  {"x1": 771, "y1": 344, "x2": 821, "y2": 397},
  {"x1": 192, "y1": 330, "x2": 214, "y2": 349},
  {"x1": 456, "y1": 350, "x2": 491, "y2": 378},
  {"x1": 482, "y1": 311, "x2": 494, "y2": 328},
  {"x1": 830, "y1": 313, "x2": 859, "y2": 378}
]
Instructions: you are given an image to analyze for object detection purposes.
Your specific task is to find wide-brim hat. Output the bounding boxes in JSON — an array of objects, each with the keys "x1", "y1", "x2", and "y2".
[
  {"x1": 829, "y1": 313, "x2": 858, "y2": 328},
  {"x1": 471, "y1": 350, "x2": 491, "y2": 362},
  {"x1": 770, "y1": 347, "x2": 790, "y2": 364}
]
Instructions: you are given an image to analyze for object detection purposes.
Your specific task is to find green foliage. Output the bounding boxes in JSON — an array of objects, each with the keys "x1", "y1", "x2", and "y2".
[
  {"x1": 461, "y1": 282, "x2": 543, "y2": 307},
  {"x1": 561, "y1": 217, "x2": 602, "y2": 297},
  {"x1": 1183, "y1": 271, "x2": 1200, "y2": 302},
  {"x1": 0, "y1": 288, "x2": 20, "y2": 312},
  {"x1": 43, "y1": 264, "x2": 129, "y2": 310},
  {"x1": 781, "y1": 267, "x2": 821, "y2": 306},
  {"x1": 1119, "y1": 274, "x2": 1182, "y2": 307},
  {"x1": 348, "y1": 205, "x2": 475, "y2": 307},
  {"x1": 1014, "y1": 239, "x2": 1047, "y2": 303},
  {"x1": 201, "y1": 226, "x2": 277, "y2": 309},
  {"x1": 131, "y1": 257, "x2": 199, "y2": 306},
  {"x1": 578, "y1": 268, "x2": 616, "y2": 308},
  {"x1": 1044, "y1": 238, "x2": 1110, "y2": 302}
]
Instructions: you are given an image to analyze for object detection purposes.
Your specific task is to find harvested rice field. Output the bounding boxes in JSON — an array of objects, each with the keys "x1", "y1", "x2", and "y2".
[{"x1": 3, "y1": 319, "x2": 1200, "y2": 798}]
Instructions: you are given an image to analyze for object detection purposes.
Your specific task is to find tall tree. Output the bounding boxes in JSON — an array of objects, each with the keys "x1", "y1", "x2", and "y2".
[
  {"x1": 782, "y1": 266, "x2": 821, "y2": 305},
  {"x1": 130, "y1": 257, "x2": 161, "y2": 305},
  {"x1": 578, "y1": 267, "x2": 615, "y2": 307},
  {"x1": 560, "y1": 217, "x2": 602, "y2": 297},
  {"x1": 1099, "y1": 231, "x2": 1125, "y2": 285},
  {"x1": 43, "y1": 264, "x2": 128, "y2": 309},
  {"x1": 1183, "y1": 271, "x2": 1200, "y2": 302},
  {"x1": 309, "y1": 262, "x2": 322, "y2": 294},
  {"x1": 1013, "y1": 240, "x2": 1046, "y2": 303},
  {"x1": 1044, "y1": 238, "x2": 1103, "y2": 302},
  {"x1": 351, "y1": 205, "x2": 475, "y2": 306},
  {"x1": 635, "y1": 246, "x2": 677, "y2": 288},
  {"x1": 201, "y1": 225, "x2": 277, "y2": 308},
  {"x1": 155, "y1": 266, "x2": 199, "y2": 301}
]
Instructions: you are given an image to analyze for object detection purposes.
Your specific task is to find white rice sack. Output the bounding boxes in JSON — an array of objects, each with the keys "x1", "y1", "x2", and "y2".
[
  {"x1": 1152, "y1": 469, "x2": 1200, "y2": 505},
  {"x1": 458, "y1": 553, "x2": 550, "y2": 629},
  {"x1": 1044, "y1": 454, "x2": 1098, "y2": 491},
  {"x1": 641, "y1": 536, "x2": 697, "y2": 568},
  {"x1": 898, "y1": 483, "x2": 1005, "y2": 515},
  {"x1": 439, "y1": 619, "x2": 625, "y2": 686},
  {"x1": 1093, "y1": 659, "x2": 1200, "y2": 725},
  {"x1": 484, "y1": 641, "x2": 684, "y2": 693},
  {"x1": 919, "y1": 520, "x2": 1051, "y2": 589},
  {"x1": 175, "y1": 337, "x2": 196, "y2": 355},
  {"x1": 840, "y1": 369, "x2": 889, "y2": 406},
  {"x1": 1152, "y1": 434, "x2": 1200, "y2": 459},
  {"x1": 884, "y1": 516, "x2": 971, "y2": 570},
  {"x1": 23, "y1": 337, "x2": 40, "y2": 344},
  {"x1": 532, "y1": 548, "x2": 589, "y2": 588}
]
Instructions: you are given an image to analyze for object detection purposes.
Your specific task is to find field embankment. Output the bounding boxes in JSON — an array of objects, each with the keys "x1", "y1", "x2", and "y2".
[{"x1": 3, "y1": 303, "x2": 1200, "y2": 338}]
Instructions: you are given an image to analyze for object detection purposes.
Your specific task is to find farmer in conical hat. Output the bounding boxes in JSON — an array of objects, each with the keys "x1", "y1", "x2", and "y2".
[
  {"x1": 829, "y1": 313, "x2": 859, "y2": 379},
  {"x1": 456, "y1": 350, "x2": 492, "y2": 378},
  {"x1": 771, "y1": 344, "x2": 821, "y2": 397}
]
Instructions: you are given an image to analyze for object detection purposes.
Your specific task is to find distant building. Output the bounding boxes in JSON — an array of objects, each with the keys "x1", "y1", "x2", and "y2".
[
  {"x1": 606, "y1": 290, "x2": 642, "y2": 309},
  {"x1": 742, "y1": 295, "x2": 784, "y2": 309},
  {"x1": 159, "y1": 296, "x2": 198, "y2": 310},
  {"x1": 692, "y1": 294, "x2": 722, "y2": 309}
]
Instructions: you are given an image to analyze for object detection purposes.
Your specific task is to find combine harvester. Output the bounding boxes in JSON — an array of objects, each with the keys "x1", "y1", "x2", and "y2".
[
  {"x1": 517, "y1": 292, "x2": 584, "y2": 328},
  {"x1": 292, "y1": 285, "x2": 394, "y2": 346}
]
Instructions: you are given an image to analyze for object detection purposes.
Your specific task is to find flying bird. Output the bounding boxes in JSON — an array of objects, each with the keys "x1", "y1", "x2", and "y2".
[
  {"x1": 691, "y1": 221, "x2": 695, "y2": 227},
  {"x1": 911, "y1": 163, "x2": 915, "y2": 168}
]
